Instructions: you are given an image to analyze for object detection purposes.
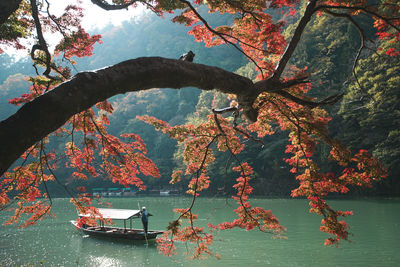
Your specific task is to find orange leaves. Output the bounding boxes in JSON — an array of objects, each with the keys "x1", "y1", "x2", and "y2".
[
  {"x1": 1, "y1": 137, "x2": 57, "y2": 228},
  {"x1": 3, "y1": 89, "x2": 161, "y2": 230},
  {"x1": 0, "y1": 189, "x2": 10, "y2": 207},
  {"x1": 64, "y1": 111, "x2": 160, "y2": 189},
  {"x1": 261, "y1": 87, "x2": 387, "y2": 246},
  {"x1": 173, "y1": 208, "x2": 198, "y2": 220},
  {"x1": 157, "y1": 209, "x2": 216, "y2": 258},
  {"x1": 137, "y1": 115, "x2": 173, "y2": 135},
  {"x1": 337, "y1": 150, "x2": 387, "y2": 188},
  {"x1": 188, "y1": 25, "x2": 216, "y2": 47},
  {"x1": 120, "y1": 133, "x2": 147, "y2": 153},
  {"x1": 4, "y1": 200, "x2": 52, "y2": 228},
  {"x1": 186, "y1": 173, "x2": 210, "y2": 196}
]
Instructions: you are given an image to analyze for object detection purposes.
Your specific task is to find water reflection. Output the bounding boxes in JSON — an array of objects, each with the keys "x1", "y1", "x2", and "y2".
[
  {"x1": 1, "y1": 197, "x2": 400, "y2": 266},
  {"x1": 69, "y1": 228, "x2": 158, "y2": 266}
]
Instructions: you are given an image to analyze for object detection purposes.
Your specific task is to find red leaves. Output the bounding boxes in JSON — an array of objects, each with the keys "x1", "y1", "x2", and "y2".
[
  {"x1": 95, "y1": 100, "x2": 114, "y2": 114},
  {"x1": 142, "y1": 110, "x2": 285, "y2": 257},
  {"x1": 55, "y1": 27, "x2": 102, "y2": 59},
  {"x1": 139, "y1": 114, "x2": 245, "y2": 181},
  {"x1": 171, "y1": 8, "x2": 200, "y2": 27},
  {"x1": 46, "y1": 4, "x2": 102, "y2": 60},
  {"x1": 4, "y1": 93, "x2": 161, "y2": 231},
  {"x1": 157, "y1": 208, "x2": 215, "y2": 258},
  {"x1": 337, "y1": 150, "x2": 388, "y2": 188},
  {"x1": 70, "y1": 197, "x2": 111, "y2": 228},
  {"x1": 64, "y1": 111, "x2": 160, "y2": 190},
  {"x1": 170, "y1": 170, "x2": 183, "y2": 184},
  {"x1": 210, "y1": 163, "x2": 284, "y2": 234},
  {"x1": 289, "y1": 146, "x2": 387, "y2": 245},
  {"x1": 170, "y1": 0, "x2": 289, "y2": 75},
  {"x1": 8, "y1": 77, "x2": 56, "y2": 106},
  {"x1": 157, "y1": 219, "x2": 216, "y2": 258}
]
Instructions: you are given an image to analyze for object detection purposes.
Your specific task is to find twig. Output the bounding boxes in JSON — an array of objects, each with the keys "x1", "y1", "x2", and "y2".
[
  {"x1": 178, "y1": 0, "x2": 266, "y2": 77},
  {"x1": 30, "y1": 0, "x2": 55, "y2": 80}
]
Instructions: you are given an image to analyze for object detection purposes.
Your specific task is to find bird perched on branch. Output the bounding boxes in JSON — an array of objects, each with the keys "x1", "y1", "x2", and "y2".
[{"x1": 179, "y1": 50, "x2": 195, "y2": 62}]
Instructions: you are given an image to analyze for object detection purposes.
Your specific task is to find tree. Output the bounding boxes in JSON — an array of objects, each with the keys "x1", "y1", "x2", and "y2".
[
  {"x1": 338, "y1": 42, "x2": 400, "y2": 195},
  {"x1": 0, "y1": 0, "x2": 398, "y2": 257}
]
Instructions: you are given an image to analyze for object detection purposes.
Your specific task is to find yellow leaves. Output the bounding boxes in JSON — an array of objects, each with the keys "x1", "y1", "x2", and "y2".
[{"x1": 170, "y1": 170, "x2": 183, "y2": 184}]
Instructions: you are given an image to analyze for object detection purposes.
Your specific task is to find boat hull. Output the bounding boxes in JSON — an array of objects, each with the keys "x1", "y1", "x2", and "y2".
[{"x1": 71, "y1": 221, "x2": 163, "y2": 241}]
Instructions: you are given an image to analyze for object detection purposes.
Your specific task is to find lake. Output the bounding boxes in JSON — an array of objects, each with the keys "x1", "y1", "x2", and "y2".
[{"x1": 1, "y1": 197, "x2": 399, "y2": 266}]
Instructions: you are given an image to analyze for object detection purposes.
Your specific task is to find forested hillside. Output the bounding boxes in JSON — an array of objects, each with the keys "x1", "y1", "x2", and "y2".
[{"x1": 1, "y1": 7, "x2": 398, "y2": 196}]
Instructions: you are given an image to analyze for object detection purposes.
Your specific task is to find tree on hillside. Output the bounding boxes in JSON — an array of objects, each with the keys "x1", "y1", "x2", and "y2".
[
  {"x1": 0, "y1": 0, "x2": 398, "y2": 257},
  {"x1": 339, "y1": 47, "x2": 400, "y2": 195}
]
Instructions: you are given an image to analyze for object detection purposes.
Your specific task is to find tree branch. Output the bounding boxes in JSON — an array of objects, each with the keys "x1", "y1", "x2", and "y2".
[
  {"x1": 272, "y1": 0, "x2": 317, "y2": 80},
  {"x1": 90, "y1": 0, "x2": 137, "y2": 10},
  {"x1": 274, "y1": 90, "x2": 343, "y2": 108},
  {"x1": 322, "y1": 9, "x2": 371, "y2": 98},
  {"x1": 30, "y1": 0, "x2": 53, "y2": 79},
  {"x1": 317, "y1": 5, "x2": 400, "y2": 33}
]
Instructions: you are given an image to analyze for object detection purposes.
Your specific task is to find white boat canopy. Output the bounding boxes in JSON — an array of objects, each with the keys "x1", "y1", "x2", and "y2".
[{"x1": 79, "y1": 208, "x2": 141, "y2": 220}]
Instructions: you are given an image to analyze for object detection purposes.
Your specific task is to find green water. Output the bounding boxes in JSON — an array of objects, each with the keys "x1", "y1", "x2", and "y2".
[{"x1": 1, "y1": 197, "x2": 399, "y2": 266}]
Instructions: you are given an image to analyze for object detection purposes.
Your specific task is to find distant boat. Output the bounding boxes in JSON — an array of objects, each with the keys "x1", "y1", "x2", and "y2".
[
  {"x1": 160, "y1": 189, "x2": 180, "y2": 196},
  {"x1": 160, "y1": 190, "x2": 170, "y2": 196},
  {"x1": 71, "y1": 208, "x2": 164, "y2": 241}
]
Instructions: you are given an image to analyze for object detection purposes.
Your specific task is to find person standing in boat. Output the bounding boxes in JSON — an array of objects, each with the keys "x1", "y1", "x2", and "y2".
[{"x1": 141, "y1": 207, "x2": 149, "y2": 234}]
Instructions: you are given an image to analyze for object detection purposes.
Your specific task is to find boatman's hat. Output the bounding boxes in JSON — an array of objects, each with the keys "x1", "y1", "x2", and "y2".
[{"x1": 142, "y1": 207, "x2": 146, "y2": 210}]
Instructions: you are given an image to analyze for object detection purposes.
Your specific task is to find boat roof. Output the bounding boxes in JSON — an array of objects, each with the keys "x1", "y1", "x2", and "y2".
[{"x1": 79, "y1": 208, "x2": 141, "y2": 220}]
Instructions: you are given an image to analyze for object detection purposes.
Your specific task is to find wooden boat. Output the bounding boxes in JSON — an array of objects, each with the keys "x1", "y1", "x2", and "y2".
[{"x1": 71, "y1": 208, "x2": 164, "y2": 241}]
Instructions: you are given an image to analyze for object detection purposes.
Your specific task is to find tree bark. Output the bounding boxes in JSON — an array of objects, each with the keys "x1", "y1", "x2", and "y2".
[
  {"x1": 0, "y1": 0, "x2": 21, "y2": 25},
  {"x1": 0, "y1": 57, "x2": 259, "y2": 176}
]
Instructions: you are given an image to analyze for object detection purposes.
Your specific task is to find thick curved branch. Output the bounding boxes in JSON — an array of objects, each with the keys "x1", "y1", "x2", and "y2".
[
  {"x1": 0, "y1": 57, "x2": 346, "y2": 177},
  {"x1": 254, "y1": 76, "x2": 309, "y2": 93},
  {"x1": 0, "y1": 0, "x2": 21, "y2": 25},
  {"x1": 0, "y1": 57, "x2": 256, "y2": 177}
]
